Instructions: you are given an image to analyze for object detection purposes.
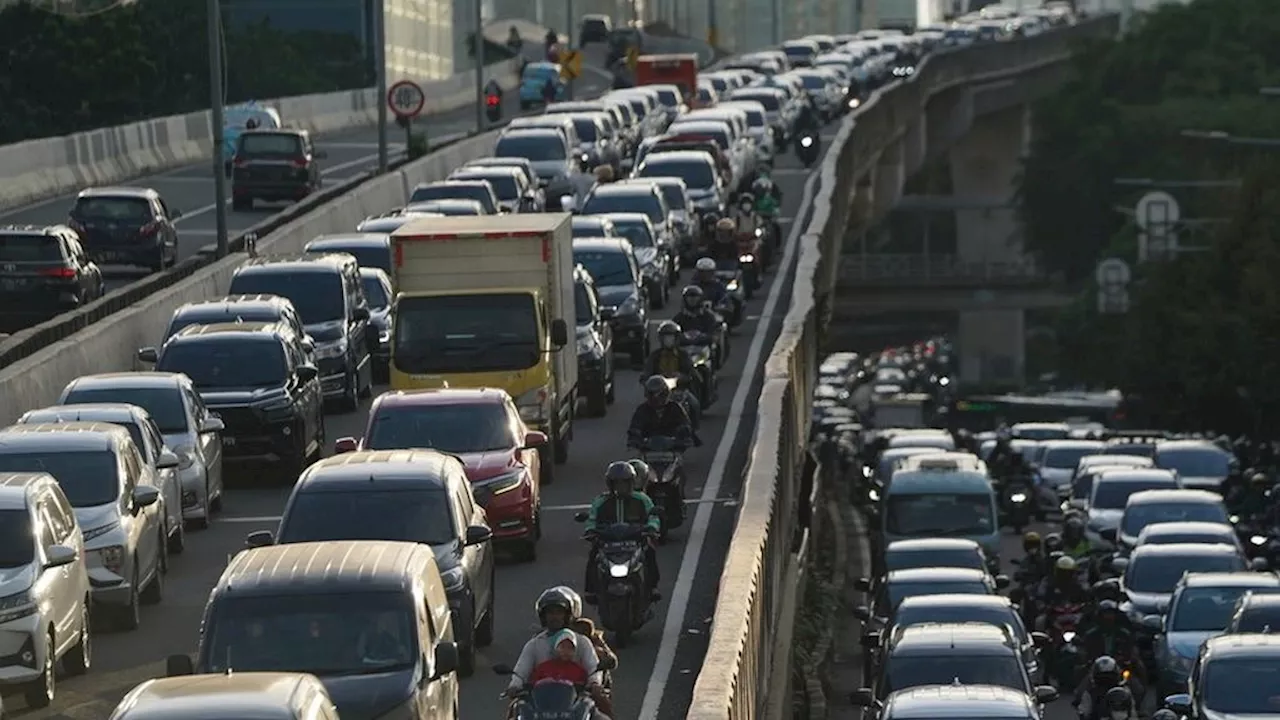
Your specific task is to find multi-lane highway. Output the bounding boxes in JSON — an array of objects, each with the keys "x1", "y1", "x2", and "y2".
[{"x1": 8, "y1": 118, "x2": 838, "y2": 720}]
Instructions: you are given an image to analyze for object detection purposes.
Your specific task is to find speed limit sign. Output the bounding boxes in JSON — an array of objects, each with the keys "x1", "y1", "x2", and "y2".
[{"x1": 387, "y1": 80, "x2": 426, "y2": 119}]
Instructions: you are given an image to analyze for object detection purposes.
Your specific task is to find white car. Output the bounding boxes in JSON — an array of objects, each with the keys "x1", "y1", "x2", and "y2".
[
  {"x1": 17, "y1": 403, "x2": 185, "y2": 554},
  {"x1": 1086, "y1": 468, "x2": 1181, "y2": 548},
  {"x1": 57, "y1": 372, "x2": 225, "y2": 529},
  {"x1": 0, "y1": 472, "x2": 91, "y2": 707},
  {"x1": 1034, "y1": 439, "x2": 1104, "y2": 508}
]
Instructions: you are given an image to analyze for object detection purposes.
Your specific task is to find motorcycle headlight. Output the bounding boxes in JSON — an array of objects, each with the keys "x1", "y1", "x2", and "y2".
[
  {"x1": 753, "y1": 227, "x2": 763, "y2": 237},
  {"x1": 1251, "y1": 534, "x2": 1268, "y2": 546},
  {"x1": 739, "y1": 254, "x2": 754, "y2": 263},
  {"x1": 315, "y1": 339, "x2": 347, "y2": 360},
  {"x1": 1062, "y1": 631, "x2": 1076, "y2": 643},
  {"x1": 868, "y1": 488, "x2": 880, "y2": 502},
  {"x1": 378, "y1": 329, "x2": 390, "y2": 344},
  {"x1": 440, "y1": 566, "x2": 466, "y2": 590},
  {"x1": 609, "y1": 564, "x2": 630, "y2": 578},
  {"x1": 726, "y1": 280, "x2": 739, "y2": 291},
  {"x1": 1010, "y1": 492, "x2": 1027, "y2": 503}
]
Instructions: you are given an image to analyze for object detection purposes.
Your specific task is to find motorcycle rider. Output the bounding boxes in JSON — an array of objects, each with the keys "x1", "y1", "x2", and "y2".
[
  {"x1": 752, "y1": 173, "x2": 782, "y2": 207},
  {"x1": 1078, "y1": 600, "x2": 1145, "y2": 700},
  {"x1": 1228, "y1": 470, "x2": 1272, "y2": 520},
  {"x1": 627, "y1": 459, "x2": 657, "y2": 493},
  {"x1": 629, "y1": 374, "x2": 696, "y2": 448},
  {"x1": 987, "y1": 425, "x2": 1018, "y2": 477},
  {"x1": 507, "y1": 25, "x2": 523, "y2": 51},
  {"x1": 673, "y1": 286, "x2": 720, "y2": 338},
  {"x1": 1034, "y1": 555, "x2": 1087, "y2": 631},
  {"x1": 583, "y1": 461, "x2": 663, "y2": 603},
  {"x1": 794, "y1": 96, "x2": 819, "y2": 138},
  {"x1": 508, "y1": 588, "x2": 607, "y2": 715},
  {"x1": 709, "y1": 218, "x2": 741, "y2": 264},
  {"x1": 692, "y1": 258, "x2": 730, "y2": 307},
  {"x1": 1073, "y1": 656, "x2": 1137, "y2": 720},
  {"x1": 1062, "y1": 516, "x2": 1092, "y2": 560},
  {"x1": 642, "y1": 321, "x2": 702, "y2": 433}
]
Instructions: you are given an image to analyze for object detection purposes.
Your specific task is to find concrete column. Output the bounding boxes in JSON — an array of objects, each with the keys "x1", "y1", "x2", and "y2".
[
  {"x1": 957, "y1": 308, "x2": 1025, "y2": 384},
  {"x1": 948, "y1": 104, "x2": 1027, "y2": 264},
  {"x1": 873, "y1": 140, "x2": 905, "y2": 219}
]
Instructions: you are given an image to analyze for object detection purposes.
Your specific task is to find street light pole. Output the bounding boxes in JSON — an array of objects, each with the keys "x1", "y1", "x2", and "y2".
[
  {"x1": 374, "y1": 0, "x2": 388, "y2": 171},
  {"x1": 473, "y1": 0, "x2": 485, "y2": 131},
  {"x1": 566, "y1": 0, "x2": 575, "y2": 100},
  {"x1": 207, "y1": 0, "x2": 229, "y2": 258}
]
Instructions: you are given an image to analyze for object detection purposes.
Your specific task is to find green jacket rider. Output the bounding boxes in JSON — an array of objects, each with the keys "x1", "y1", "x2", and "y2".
[
  {"x1": 1061, "y1": 516, "x2": 1092, "y2": 560},
  {"x1": 583, "y1": 462, "x2": 662, "y2": 602}
]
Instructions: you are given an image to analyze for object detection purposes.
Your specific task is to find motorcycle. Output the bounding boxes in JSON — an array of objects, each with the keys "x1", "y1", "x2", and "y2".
[
  {"x1": 713, "y1": 259, "x2": 746, "y2": 326},
  {"x1": 737, "y1": 236, "x2": 762, "y2": 297},
  {"x1": 492, "y1": 670, "x2": 597, "y2": 720},
  {"x1": 680, "y1": 330, "x2": 718, "y2": 406},
  {"x1": 796, "y1": 132, "x2": 820, "y2": 168},
  {"x1": 574, "y1": 519, "x2": 655, "y2": 646},
  {"x1": 653, "y1": 375, "x2": 701, "y2": 427},
  {"x1": 1046, "y1": 602, "x2": 1085, "y2": 688},
  {"x1": 639, "y1": 435, "x2": 688, "y2": 540},
  {"x1": 1002, "y1": 477, "x2": 1033, "y2": 532}
]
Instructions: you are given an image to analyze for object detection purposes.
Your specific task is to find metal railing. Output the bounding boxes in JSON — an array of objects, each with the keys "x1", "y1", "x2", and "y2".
[
  {"x1": 686, "y1": 13, "x2": 1120, "y2": 718},
  {"x1": 838, "y1": 253, "x2": 1046, "y2": 286}
]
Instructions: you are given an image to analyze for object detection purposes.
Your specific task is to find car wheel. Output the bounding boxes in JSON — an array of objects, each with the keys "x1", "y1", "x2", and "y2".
[
  {"x1": 476, "y1": 574, "x2": 496, "y2": 646},
  {"x1": 64, "y1": 605, "x2": 91, "y2": 676},
  {"x1": 169, "y1": 520, "x2": 186, "y2": 554},
  {"x1": 340, "y1": 369, "x2": 359, "y2": 412},
  {"x1": 458, "y1": 621, "x2": 477, "y2": 678},
  {"x1": 23, "y1": 630, "x2": 55, "y2": 708},
  {"x1": 188, "y1": 484, "x2": 212, "y2": 530},
  {"x1": 540, "y1": 450, "x2": 556, "y2": 486},
  {"x1": 117, "y1": 567, "x2": 142, "y2": 631}
]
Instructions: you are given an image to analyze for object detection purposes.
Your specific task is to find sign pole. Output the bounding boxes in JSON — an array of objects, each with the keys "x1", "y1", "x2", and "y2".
[
  {"x1": 374, "y1": 0, "x2": 388, "y2": 172},
  {"x1": 473, "y1": 0, "x2": 484, "y2": 132},
  {"x1": 206, "y1": 0, "x2": 229, "y2": 259}
]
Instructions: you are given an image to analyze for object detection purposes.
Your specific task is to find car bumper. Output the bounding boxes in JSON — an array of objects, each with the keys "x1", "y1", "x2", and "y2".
[
  {"x1": 232, "y1": 181, "x2": 310, "y2": 199},
  {"x1": 0, "y1": 613, "x2": 47, "y2": 685},
  {"x1": 221, "y1": 424, "x2": 304, "y2": 463},
  {"x1": 178, "y1": 463, "x2": 210, "y2": 519},
  {"x1": 611, "y1": 316, "x2": 646, "y2": 350},
  {"x1": 87, "y1": 562, "x2": 135, "y2": 605},
  {"x1": 477, "y1": 489, "x2": 536, "y2": 541}
]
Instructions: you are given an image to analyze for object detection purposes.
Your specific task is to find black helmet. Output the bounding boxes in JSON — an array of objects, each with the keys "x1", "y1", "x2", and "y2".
[
  {"x1": 1091, "y1": 655, "x2": 1120, "y2": 685},
  {"x1": 1098, "y1": 599, "x2": 1120, "y2": 616},
  {"x1": 1044, "y1": 533, "x2": 1064, "y2": 553},
  {"x1": 644, "y1": 374, "x2": 671, "y2": 402},
  {"x1": 1105, "y1": 686, "x2": 1133, "y2": 712},
  {"x1": 1152, "y1": 709, "x2": 1178, "y2": 720},
  {"x1": 1063, "y1": 515, "x2": 1085, "y2": 539},
  {"x1": 1092, "y1": 579, "x2": 1123, "y2": 602},
  {"x1": 628, "y1": 459, "x2": 655, "y2": 490},
  {"x1": 658, "y1": 320, "x2": 682, "y2": 346},
  {"x1": 681, "y1": 285, "x2": 704, "y2": 310},
  {"x1": 535, "y1": 586, "x2": 578, "y2": 626},
  {"x1": 605, "y1": 460, "x2": 637, "y2": 494}
]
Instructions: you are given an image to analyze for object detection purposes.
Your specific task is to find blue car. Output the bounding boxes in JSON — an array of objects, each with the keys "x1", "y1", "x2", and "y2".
[{"x1": 519, "y1": 62, "x2": 566, "y2": 108}]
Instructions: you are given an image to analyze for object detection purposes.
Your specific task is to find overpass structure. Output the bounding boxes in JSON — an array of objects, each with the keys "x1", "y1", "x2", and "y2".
[{"x1": 686, "y1": 14, "x2": 1119, "y2": 718}]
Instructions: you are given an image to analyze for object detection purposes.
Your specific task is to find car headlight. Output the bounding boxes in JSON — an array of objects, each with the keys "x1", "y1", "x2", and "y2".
[
  {"x1": 609, "y1": 563, "x2": 630, "y2": 578},
  {"x1": 516, "y1": 387, "x2": 549, "y2": 423},
  {"x1": 1251, "y1": 535, "x2": 1268, "y2": 546},
  {"x1": 82, "y1": 522, "x2": 117, "y2": 543},
  {"x1": 482, "y1": 471, "x2": 524, "y2": 497},
  {"x1": 97, "y1": 545, "x2": 125, "y2": 575},
  {"x1": 174, "y1": 446, "x2": 196, "y2": 470},
  {"x1": 315, "y1": 339, "x2": 347, "y2": 360},
  {"x1": 0, "y1": 590, "x2": 36, "y2": 623},
  {"x1": 440, "y1": 566, "x2": 466, "y2": 590}
]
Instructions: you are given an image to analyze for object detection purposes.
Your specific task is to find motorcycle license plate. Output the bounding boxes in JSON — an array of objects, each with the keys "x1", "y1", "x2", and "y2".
[{"x1": 645, "y1": 451, "x2": 677, "y2": 462}]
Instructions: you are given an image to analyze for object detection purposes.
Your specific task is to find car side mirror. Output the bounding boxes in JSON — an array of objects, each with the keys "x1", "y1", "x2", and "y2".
[
  {"x1": 1100, "y1": 527, "x2": 1118, "y2": 543},
  {"x1": 157, "y1": 449, "x2": 180, "y2": 470},
  {"x1": 859, "y1": 630, "x2": 881, "y2": 648},
  {"x1": 1164, "y1": 694, "x2": 1192, "y2": 716},
  {"x1": 353, "y1": 307, "x2": 370, "y2": 321},
  {"x1": 853, "y1": 577, "x2": 871, "y2": 592},
  {"x1": 137, "y1": 347, "x2": 158, "y2": 364},
  {"x1": 465, "y1": 525, "x2": 493, "y2": 546},
  {"x1": 1034, "y1": 686, "x2": 1059, "y2": 703},
  {"x1": 850, "y1": 688, "x2": 877, "y2": 708},
  {"x1": 994, "y1": 574, "x2": 1011, "y2": 590},
  {"x1": 296, "y1": 364, "x2": 319, "y2": 383},
  {"x1": 551, "y1": 318, "x2": 569, "y2": 348},
  {"x1": 431, "y1": 642, "x2": 460, "y2": 680},
  {"x1": 200, "y1": 416, "x2": 225, "y2": 433},
  {"x1": 334, "y1": 437, "x2": 359, "y2": 454},
  {"x1": 1031, "y1": 631, "x2": 1051, "y2": 649},
  {"x1": 852, "y1": 605, "x2": 872, "y2": 622},
  {"x1": 166, "y1": 654, "x2": 195, "y2": 677},
  {"x1": 573, "y1": 511, "x2": 588, "y2": 522},
  {"x1": 44, "y1": 544, "x2": 77, "y2": 569},
  {"x1": 523, "y1": 431, "x2": 549, "y2": 449},
  {"x1": 1142, "y1": 614, "x2": 1163, "y2": 632},
  {"x1": 245, "y1": 530, "x2": 274, "y2": 548},
  {"x1": 132, "y1": 485, "x2": 161, "y2": 511}
]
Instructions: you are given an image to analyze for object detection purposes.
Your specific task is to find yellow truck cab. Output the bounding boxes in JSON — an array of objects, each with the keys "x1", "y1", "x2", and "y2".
[{"x1": 388, "y1": 214, "x2": 577, "y2": 464}]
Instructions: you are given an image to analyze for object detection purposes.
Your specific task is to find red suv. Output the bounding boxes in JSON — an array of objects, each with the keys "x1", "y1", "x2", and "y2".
[{"x1": 334, "y1": 388, "x2": 547, "y2": 560}]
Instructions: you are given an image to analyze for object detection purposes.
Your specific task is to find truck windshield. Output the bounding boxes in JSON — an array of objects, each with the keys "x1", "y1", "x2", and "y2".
[{"x1": 393, "y1": 294, "x2": 540, "y2": 374}]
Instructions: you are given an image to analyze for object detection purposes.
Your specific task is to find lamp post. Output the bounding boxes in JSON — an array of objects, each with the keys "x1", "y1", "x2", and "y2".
[
  {"x1": 207, "y1": 0, "x2": 229, "y2": 258},
  {"x1": 375, "y1": 0, "x2": 388, "y2": 171}
]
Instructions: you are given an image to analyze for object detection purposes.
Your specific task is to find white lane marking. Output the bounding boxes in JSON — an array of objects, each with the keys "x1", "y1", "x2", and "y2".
[
  {"x1": 637, "y1": 165, "x2": 821, "y2": 720},
  {"x1": 220, "y1": 515, "x2": 282, "y2": 523}
]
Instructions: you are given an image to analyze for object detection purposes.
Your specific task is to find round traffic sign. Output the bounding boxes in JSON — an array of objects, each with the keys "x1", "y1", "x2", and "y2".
[
  {"x1": 1095, "y1": 258, "x2": 1131, "y2": 287},
  {"x1": 387, "y1": 80, "x2": 426, "y2": 119},
  {"x1": 1134, "y1": 190, "x2": 1180, "y2": 230}
]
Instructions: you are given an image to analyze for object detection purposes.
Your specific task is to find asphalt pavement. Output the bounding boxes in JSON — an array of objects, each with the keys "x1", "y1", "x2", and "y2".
[{"x1": 7, "y1": 118, "x2": 842, "y2": 718}]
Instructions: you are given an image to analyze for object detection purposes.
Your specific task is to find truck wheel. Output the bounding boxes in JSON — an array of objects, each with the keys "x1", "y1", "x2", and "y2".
[{"x1": 553, "y1": 415, "x2": 570, "y2": 465}]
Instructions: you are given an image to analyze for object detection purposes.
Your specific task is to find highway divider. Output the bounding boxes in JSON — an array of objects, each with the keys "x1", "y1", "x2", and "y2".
[
  {"x1": 0, "y1": 56, "x2": 520, "y2": 213},
  {"x1": 684, "y1": 15, "x2": 1121, "y2": 718}
]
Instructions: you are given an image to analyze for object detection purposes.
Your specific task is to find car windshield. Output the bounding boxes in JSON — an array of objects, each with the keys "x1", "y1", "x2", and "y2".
[
  {"x1": 1202, "y1": 658, "x2": 1280, "y2": 714},
  {"x1": 0, "y1": 510, "x2": 34, "y2": 568},
  {"x1": 456, "y1": 174, "x2": 518, "y2": 200},
  {"x1": 0, "y1": 235, "x2": 62, "y2": 262},
  {"x1": 1143, "y1": 530, "x2": 1229, "y2": 546},
  {"x1": 361, "y1": 276, "x2": 389, "y2": 309},
  {"x1": 366, "y1": 404, "x2": 514, "y2": 453},
  {"x1": 886, "y1": 655, "x2": 1024, "y2": 693},
  {"x1": 0, "y1": 451, "x2": 118, "y2": 507},
  {"x1": 885, "y1": 493, "x2": 996, "y2": 537},
  {"x1": 736, "y1": 93, "x2": 781, "y2": 110},
  {"x1": 1171, "y1": 587, "x2": 1259, "y2": 632},
  {"x1": 157, "y1": 340, "x2": 286, "y2": 389},
  {"x1": 228, "y1": 271, "x2": 344, "y2": 325},
  {"x1": 73, "y1": 196, "x2": 151, "y2": 221},
  {"x1": 1157, "y1": 448, "x2": 1231, "y2": 477},
  {"x1": 1092, "y1": 480, "x2": 1174, "y2": 510},
  {"x1": 278, "y1": 489, "x2": 455, "y2": 546},
  {"x1": 1123, "y1": 502, "x2": 1228, "y2": 536},
  {"x1": 668, "y1": 126, "x2": 729, "y2": 149},
  {"x1": 62, "y1": 387, "x2": 188, "y2": 433},
  {"x1": 393, "y1": 293, "x2": 538, "y2": 374},
  {"x1": 307, "y1": 244, "x2": 390, "y2": 273},
  {"x1": 1043, "y1": 446, "x2": 1101, "y2": 469},
  {"x1": 204, "y1": 592, "x2": 418, "y2": 676},
  {"x1": 1126, "y1": 554, "x2": 1244, "y2": 594},
  {"x1": 1233, "y1": 606, "x2": 1280, "y2": 633},
  {"x1": 583, "y1": 192, "x2": 663, "y2": 223},
  {"x1": 886, "y1": 548, "x2": 985, "y2": 572},
  {"x1": 495, "y1": 135, "x2": 567, "y2": 161},
  {"x1": 612, "y1": 221, "x2": 654, "y2": 249},
  {"x1": 574, "y1": 250, "x2": 634, "y2": 286},
  {"x1": 638, "y1": 159, "x2": 715, "y2": 190},
  {"x1": 887, "y1": 581, "x2": 988, "y2": 609},
  {"x1": 570, "y1": 118, "x2": 599, "y2": 141},
  {"x1": 409, "y1": 185, "x2": 489, "y2": 207}
]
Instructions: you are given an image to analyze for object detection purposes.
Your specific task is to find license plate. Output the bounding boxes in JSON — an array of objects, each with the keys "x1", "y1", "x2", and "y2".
[
  {"x1": 0, "y1": 278, "x2": 23, "y2": 291},
  {"x1": 645, "y1": 452, "x2": 678, "y2": 462},
  {"x1": 222, "y1": 437, "x2": 236, "y2": 447}
]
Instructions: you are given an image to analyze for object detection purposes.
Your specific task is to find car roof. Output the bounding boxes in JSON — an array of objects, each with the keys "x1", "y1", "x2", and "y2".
[
  {"x1": 371, "y1": 387, "x2": 509, "y2": 410},
  {"x1": 589, "y1": 183, "x2": 653, "y2": 196},
  {"x1": 21, "y1": 403, "x2": 146, "y2": 424},
  {"x1": 1095, "y1": 468, "x2": 1178, "y2": 482},
  {"x1": 1080, "y1": 454, "x2": 1153, "y2": 467},
  {"x1": 0, "y1": 421, "x2": 130, "y2": 452},
  {"x1": 884, "y1": 684, "x2": 1035, "y2": 718},
  {"x1": 298, "y1": 449, "x2": 458, "y2": 490},
  {"x1": 1039, "y1": 440, "x2": 1105, "y2": 451},
  {"x1": 1180, "y1": 572, "x2": 1280, "y2": 589},
  {"x1": 1156, "y1": 440, "x2": 1228, "y2": 452},
  {"x1": 886, "y1": 538, "x2": 984, "y2": 553},
  {"x1": 168, "y1": 321, "x2": 285, "y2": 343},
  {"x1": 117, "y1": 673, "x2": 326, "y2": 720},
  {"x1": 597, "y1": 212, "x2": 652, "y2": 225},
  {"x1": 76, "y1": 186, "x2": 157, "y2": 199},
  {"x1": 888, "y1": 469, "x2": 991, "y2": 494},
  {"x1": 1138, "y1": 521, "x2": 1234, "y2": 538},
  {"x1": 305, "y1": 233, "x2": 389, "y2": 249},
  {"x1": 177, "y1": 295, "x2": 292, "y2": 314},
  {"x1": 1239, "y1": 593, "x2": 1280, "y2": 608},
  {"x1": 1131, "y1": 542, "x2": 1241, "y2": 560},
  {"x1": 887, "y1": 567, "x2": 991, "y2": 583},
  {"x1": 66, "y1": 372, "x2": 190, "y2": 391},
  {"x1": 889, "y1": 623, "x2": 1014, "y2": 653},
  {"x1": 1203, "y1": 633, "x2": 1280, "y2": 660},
  {"x1": 616, "y1": 177, "x2": 687, "y2": 190},
  {"x1": 236, "y1": 254, "x2": 352, "y2": 274},
  {"x1": 216, "y1": 540, "x2": 434, "y2": 598},
  {"x1": 499, "y1": 128, "x2": 562, "y2": 140},
  {"x1": 573, "y1": 237, "x2": 632, "y2": 253},
  {"x1": 639, "y1": 150, "x2": 715, "y2": 165},
  {"x1": 0, "y1": 472, "x2": 55, "y2": 510},
  {"x1": 1126, "y1": 489, "x2": 1222, "y2": 505},
  {"x1": 896, "y1": 593, "x2": 1013, "y2": 610}
]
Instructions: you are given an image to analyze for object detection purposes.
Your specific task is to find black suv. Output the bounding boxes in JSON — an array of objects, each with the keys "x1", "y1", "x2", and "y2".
[
  {"x1": 0, "y1": 224, "x2": 104, "y2": 329},
  {"x1": 140, "y1": 293, "x2": 314, "y2": 357},
  {"x1": 151, "y1": 321, "x2": 324, "y2": 476},
  {"x1": 574, "y1": 264, "x2": 614, "y2": 417},
  {"x1": 231, "y1": 129, "x2": 325, "y2": 211},
  {"x1": 68, "y1": 186, "x2": 180, "y2": 271},
  {"x1": 227, "y1": 254, "x2": 375, "y2": 410},
  {"x1": 571, "y1": 237, "x2": 649, "y2": 366}
]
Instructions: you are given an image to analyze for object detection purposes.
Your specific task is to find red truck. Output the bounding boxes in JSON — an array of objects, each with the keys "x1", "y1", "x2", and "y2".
[{"x1": 634, "y1": 53, "x2": 699, "y2": 107}]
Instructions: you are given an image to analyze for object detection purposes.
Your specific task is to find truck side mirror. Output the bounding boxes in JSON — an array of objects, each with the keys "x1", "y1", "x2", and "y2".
[{"x1": 551, "y1": 319, "x2": 569, "y2": 348}]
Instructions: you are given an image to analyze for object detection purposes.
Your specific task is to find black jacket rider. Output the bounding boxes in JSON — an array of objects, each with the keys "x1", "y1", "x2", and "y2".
[
  {"x1": 643, "y1": 347, "x2": 695, "y2": 380},
  {"x1": 709, "y1": 238, "x2": 739, "y2": 264},
  {"x1": 672, "y1": 308, "x2": 718, "y2": 337},
  {"x1": 628, "y1": 401, "x2": 693, "y2": 446}
]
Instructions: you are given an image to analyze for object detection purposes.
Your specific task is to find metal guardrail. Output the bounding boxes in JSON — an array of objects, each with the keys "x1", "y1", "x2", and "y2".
[
  {"x1": 838, "y1": 253, "x2": 1046, "y2": 286},
  {"x1": 686, "y1": 13, "x2": 1120, "y2": 718}
]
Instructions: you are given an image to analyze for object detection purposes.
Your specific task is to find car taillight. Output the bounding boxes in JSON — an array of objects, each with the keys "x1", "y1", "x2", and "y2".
[
  {"x1": 291, "y1": 157, "x2": 308, "y2": 169},
  {"x1": 233, "y1": 157, "x2": 249, "y2": 168},
  {"x1": 139, "y1": 221, "x2": 160, "y2": 236},
  {"x1": 41, "y1": 267, "x2": 76, "y2": 279}
]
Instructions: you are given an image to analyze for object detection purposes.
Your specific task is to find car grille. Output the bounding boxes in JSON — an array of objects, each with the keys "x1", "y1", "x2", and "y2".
[{"x1": 209, "y1": 405, "x2": 264, "y2": 433}]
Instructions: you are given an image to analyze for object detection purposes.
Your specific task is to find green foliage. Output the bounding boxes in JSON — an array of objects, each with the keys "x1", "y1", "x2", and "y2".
[
  {"x1": 406, "y1": 131, "x2": 429, "y2": 160},
  {"x1": 0, "y1": 0, "x2": 367, "y2": 144}
]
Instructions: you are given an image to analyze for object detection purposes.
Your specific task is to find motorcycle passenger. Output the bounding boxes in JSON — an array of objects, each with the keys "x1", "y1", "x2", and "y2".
[
  {"x1": 1073, "y1": 656, "x2": 1134, "y2": 720},
  {"x1": 627, "y1": 459, "x2": 657, "y2": 493},
  {"x1": 571, "y1": 618, "x2": 617, "y2": 716},
  {"x1": 583, "y1": 461, "x2": 662, "y2": 602},
  {"x1": 530, "y1": 630, "x2": 591, "y2": 685},
  {"x1": 1079, "y1": 601, "x2": 1137, "y2": 662},
  {"x1": 509, "y1": 588, "x2": 604, "y2": 701},
  {"x1": 1062, "y1": 516, "x2": 1092, "y2": 560},
  {"x1": 628, "y1": 375, "x2": 695, "y2": 448},
  {"x1": 709, "y1": 218, "x2": 740, "y2": 264},
  {"x1": 1034, "y1": 555, "x2": 1087, "y2": 631},
  {"x1": 693, "y1": 258, "x2": 730, "y2": 306}
]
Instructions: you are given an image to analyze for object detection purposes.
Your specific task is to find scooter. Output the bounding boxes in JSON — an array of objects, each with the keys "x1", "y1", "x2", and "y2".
[
  {"x1": 639, "y1": 435, "x2": 688, "y2": 540},
  {"x1": 797, "y1": 132, "x2": 820, "y2": 168},
  {"x1": 714, "y1": 260, "x2": 746, "y2": 327},
  {"x1": 1002, "y1": 478, "x2": 1033, "y2": 533},
  {"x1": 492, "y1": 669, "x2": 597, "y2": 720},
  {"x1": 575, "y1": 519, "x2": 656, "y2": 647},
  {"x1": 681, "y1": 330, "x2": 718, "y2": 406},
  {"x1": 737, "y1": 235, "x2": 763, "y2": 297}
]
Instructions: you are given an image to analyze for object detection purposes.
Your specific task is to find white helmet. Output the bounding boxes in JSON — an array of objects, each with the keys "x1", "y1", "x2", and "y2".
[{"x1": 696, "y1": 257, "x2": 716, "y2": 272}]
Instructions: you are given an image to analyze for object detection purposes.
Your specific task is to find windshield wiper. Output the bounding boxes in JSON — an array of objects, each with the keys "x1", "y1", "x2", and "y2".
[{"x1": 327, "y1": 661, "x2": 416, "y2": 676}]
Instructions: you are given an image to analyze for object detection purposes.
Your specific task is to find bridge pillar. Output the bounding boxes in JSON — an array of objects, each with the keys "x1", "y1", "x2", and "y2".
[
  {"x1": 872, "y1": 140, "x2": 905, "y2": 219},
  {"x1": 957, "y1": 307, "x2": 1025, "y2": 384},
  {"x1": 948, "y1": 104, "x2": 1029, "y2": 263}
]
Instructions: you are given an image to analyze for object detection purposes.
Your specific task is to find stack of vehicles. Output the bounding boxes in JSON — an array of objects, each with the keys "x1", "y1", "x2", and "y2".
[{"x1": 810, "y1": 333, "x2": 1280, "y2": 720}]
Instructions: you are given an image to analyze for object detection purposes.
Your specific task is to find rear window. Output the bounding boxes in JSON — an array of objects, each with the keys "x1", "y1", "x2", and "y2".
[
  {"x1": 799, "y1": 74, "x2": 828, "y2": 89},
  {"x1": 238, "y1": 133, "x2": 303, "y2": 155},
  {"x1": 571, "y1": 117, "x2": 599, "y2": 142},
  {"x1": 0, "y1": 235, "x2": 63, "y2": 262},
  {"x1": 495, "y1": 134, "x2": 567, "y2": 161},
  {"x1": 736, "y1": 93, "x2": 780, "y2": 111},
  {"x1": 74, "y1": 196, "x2": 152, "y2": 221},
  {"x1": 654, "y1": 88, "x2": 679, "y2": 107}
]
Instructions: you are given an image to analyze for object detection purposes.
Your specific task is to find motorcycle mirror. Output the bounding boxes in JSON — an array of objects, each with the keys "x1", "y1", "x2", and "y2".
[
  {"x1": 1034, "y1": 686, "x2": 1059, "y2": 703},
  {"x1": 1142, "y1": 614, "x2": 1163, "y2": 632},
  {"x1": 1030, "y1": 631, "x2": 1051, "y2": 648},
  {"x1": 852, "y1": 605, "x2": 872, "y2": 621},
  {"x1": 492, "y1": 663, "x2": 515, "y2": 675},
  {"x1": 573, "y1": 511, "x2": 588, "y2": 522},
  {"x1": 994, "y1": 574, "x2": 1011, "y2": 590}
]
